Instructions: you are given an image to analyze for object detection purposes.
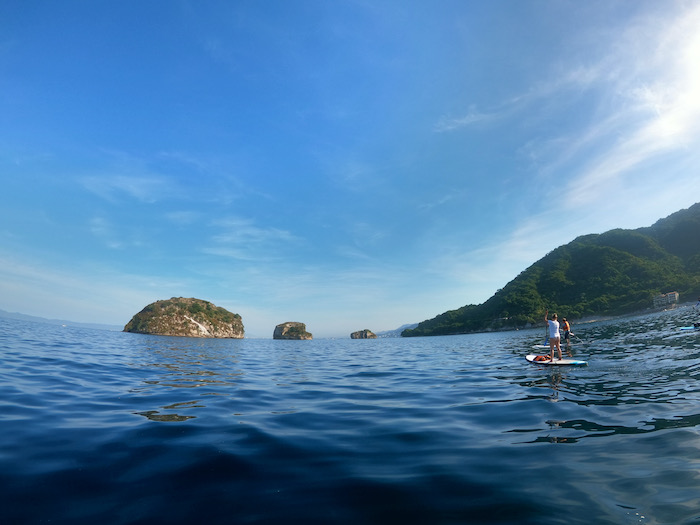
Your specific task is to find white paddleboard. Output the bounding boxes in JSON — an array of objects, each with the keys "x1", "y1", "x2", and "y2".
[
  {"x1": 680, "y1": 326, "x2": 698, "y2": 331},
  {"x1": 526, "y1": 354, "x2": 588, "y2": 366}
]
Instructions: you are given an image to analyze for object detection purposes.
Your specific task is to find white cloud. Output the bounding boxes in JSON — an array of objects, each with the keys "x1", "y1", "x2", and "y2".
[
  {"x1": 165, "y1": 211, "x2": 200, "y2": 226},
  {"x1": 418, "y1": 193, "x2": 455, "y2": 211},
  {"x1": 89, "y1": 216, "x2": 125, "y2": 249},
  {"x1": 211, "y1": 217, "x2": 299, "y2": 244},
  {"x1": 204, "y1": 216, "x2": 301, "y2": 262},
  {"x1": 561, "y1": 6, "x2": 700, "y2": 207},
  {"x1": 439, "y1": 3, "x2": 700, "y2": 206},
  {"x1": 0, "y1": 254, "x2": 190, "y2": 325},
  {"x1": 81, "y1": 174, "x2": 171, "y2": 203},
  {"x1": 433, "y1": 106, "x2": 498, "y2": 132}
]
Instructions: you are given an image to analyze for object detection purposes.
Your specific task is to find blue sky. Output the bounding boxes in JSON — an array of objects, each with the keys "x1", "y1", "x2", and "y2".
[{"x1": 2, "y1": 1, "x2": 700, "y2": 338}]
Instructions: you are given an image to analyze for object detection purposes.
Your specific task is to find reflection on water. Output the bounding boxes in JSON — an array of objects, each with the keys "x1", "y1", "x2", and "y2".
[{"x1": 136, "y1": 410, "x2": 197, "y2": 422}]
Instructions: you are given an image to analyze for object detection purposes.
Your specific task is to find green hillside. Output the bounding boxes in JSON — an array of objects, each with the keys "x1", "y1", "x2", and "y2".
[{"x1": 402, "y1": 203, "x2": 700, "y2": 337}]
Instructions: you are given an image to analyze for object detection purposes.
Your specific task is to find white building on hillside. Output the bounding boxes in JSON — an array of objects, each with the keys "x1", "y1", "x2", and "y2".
[{"x1": 653, "y1": 291, "x2": 679, "y2": 308}]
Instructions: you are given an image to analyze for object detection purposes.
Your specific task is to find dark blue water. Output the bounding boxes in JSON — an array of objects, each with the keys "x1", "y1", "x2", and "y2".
[{"x1": 2, "y1": 308, "x2": 700, "y2": 524}]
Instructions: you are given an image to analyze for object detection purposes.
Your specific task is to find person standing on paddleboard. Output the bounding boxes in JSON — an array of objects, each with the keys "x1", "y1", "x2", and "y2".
[
  {"x1": 545, "y1": 310, "x2": 562, "y2": 361},
  {"x1": 561, "y1": 317, "x2": 572, "y2": 344}
]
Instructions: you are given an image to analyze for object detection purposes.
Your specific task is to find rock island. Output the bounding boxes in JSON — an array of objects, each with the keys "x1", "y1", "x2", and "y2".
[
  {"x1": 350, "y1": 329, "x2": 377, "y2": 339},
  {"x1": 273, "y1": 322, "x2": 313, "y2": 340},
  {"x1": 124, "y1": 297, "x2": 244, "y2": 338}
]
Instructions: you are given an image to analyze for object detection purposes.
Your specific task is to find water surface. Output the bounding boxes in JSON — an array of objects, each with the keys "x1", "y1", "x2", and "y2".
[{"x1": 2, "y1": 308, "x2": 700, "y2": 524}]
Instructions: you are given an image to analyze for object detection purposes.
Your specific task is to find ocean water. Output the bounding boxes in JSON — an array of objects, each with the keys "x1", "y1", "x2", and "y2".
[{"x1": 2, "y1": 308, "x2": 700, "y2": 525}]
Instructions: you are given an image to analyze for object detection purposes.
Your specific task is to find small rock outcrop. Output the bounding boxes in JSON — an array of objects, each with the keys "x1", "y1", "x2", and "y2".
[
  {"x1": 273, "y1": 322, "x2": 313, "y2": 340},
  {"x1": 351, "y1": 329, "x2": 377, "y2": 339},
  {"x1": 124, "y1": 297, "x2": 244, "y2": 338}
]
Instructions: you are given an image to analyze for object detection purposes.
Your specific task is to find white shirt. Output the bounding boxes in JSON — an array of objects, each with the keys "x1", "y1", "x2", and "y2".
[{"x1": 548, "y1": 319, "x2": 560, "y2": 339}]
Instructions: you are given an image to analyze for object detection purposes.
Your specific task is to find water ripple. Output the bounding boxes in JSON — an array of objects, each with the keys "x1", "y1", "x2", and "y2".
[{"x1": 2, "y1": 309, "x2": 700, "y2": 523}]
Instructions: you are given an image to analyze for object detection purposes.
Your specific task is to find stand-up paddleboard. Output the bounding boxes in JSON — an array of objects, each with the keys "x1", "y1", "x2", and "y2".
[
  {"x1": 526, "y1": 354, "x2": 588, "y2": 366},
  {"x1": 680, "y1": 326, "x2": 699, "y2": 331},
  {"x1": 532, "y1": 342, "x2": 575, "y2": 349}
]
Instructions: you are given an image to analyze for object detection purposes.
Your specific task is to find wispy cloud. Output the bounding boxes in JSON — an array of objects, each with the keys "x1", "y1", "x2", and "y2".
[
  {"x1": 332, "y1": 220, "x2": 388, "y2": 261},
  {"x1": 320, "y1": 156, "x2": 390, "y2": 194},
  {"x1": 164, "y1": 211, "x2": 200, "y2": 226},
  {"x1": 453, "y1": 4, "x2": 700, "y2": 214},
  {"x1": 88, "y1": 215, "x2": 153, "y2": 252},
  {"x1": 204, "y1": 217, "x2": 301, "y2": 262},
  {"x1": 418, "y1": 193, "x2": 456, "y2": 211},
  {"x1": 433, "y1": 105, "x2": 501, "y2": 132},
  {"x1": 89, "y1": 216, "x2": 125, "y2": 249},
  {"x1": 561, "y1": 5, "x2": 700, "y2": 206},
  {"x1": 82, "y1": 174, "x2": 171, "y2": 204},
  {"x1": 438, "y1": 3, "x2": 700, "y2": 198},
  {"x1": 0, "y1": 254, "x2": 191, "y2": 325}
]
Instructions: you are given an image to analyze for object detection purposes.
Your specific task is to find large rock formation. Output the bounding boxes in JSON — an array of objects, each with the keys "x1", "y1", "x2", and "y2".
[
  {"x1": 350, "y1": 329, "x2": 377, "y2": 339},
  {"x1": 124, "y1": 297, "x2": 244, "y2": 338},
  {"x1": 273, "y1": 322, "x2": 312, "y2": 340}
]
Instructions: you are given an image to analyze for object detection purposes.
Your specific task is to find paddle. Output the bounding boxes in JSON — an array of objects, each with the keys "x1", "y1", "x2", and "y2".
[{"x1": 573, "y1": 333, "x2": 588, "y2": 345}]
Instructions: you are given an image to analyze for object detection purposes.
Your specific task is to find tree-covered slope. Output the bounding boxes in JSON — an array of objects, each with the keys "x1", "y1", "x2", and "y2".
[{"x1": 403, "y1": 203, "x2": 700, "y2": 337}]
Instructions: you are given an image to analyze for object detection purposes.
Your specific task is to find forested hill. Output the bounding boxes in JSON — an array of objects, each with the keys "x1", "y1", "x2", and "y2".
[{"x1": 402, "y1": 203, "x2": 700, "y2": 337}]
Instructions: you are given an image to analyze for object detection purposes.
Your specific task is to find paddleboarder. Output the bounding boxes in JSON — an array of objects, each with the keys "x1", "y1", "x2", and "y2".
[
  {"x1": 561, "y1": 317, "x2": 572, "y2": 345},
  {"x1": 545, "y1": 310, "x2": 562, "y2": 361}
]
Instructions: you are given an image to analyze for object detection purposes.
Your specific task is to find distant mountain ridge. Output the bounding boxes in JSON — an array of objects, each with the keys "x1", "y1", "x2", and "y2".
[
  {"x1": 403, "y1": 203, "x2": 700, "y2": 337},
  {"x1": 0, "y1": 309, "x2": 121, "y2": 331},
  {"x1": 377, "y1": 323, "x2": 418, "y2": 338}
]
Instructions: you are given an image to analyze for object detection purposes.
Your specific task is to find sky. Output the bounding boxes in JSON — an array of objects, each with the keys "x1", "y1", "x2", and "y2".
[{"x1": 2, "y1": 1, "x2": 700, "y2": 338}]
